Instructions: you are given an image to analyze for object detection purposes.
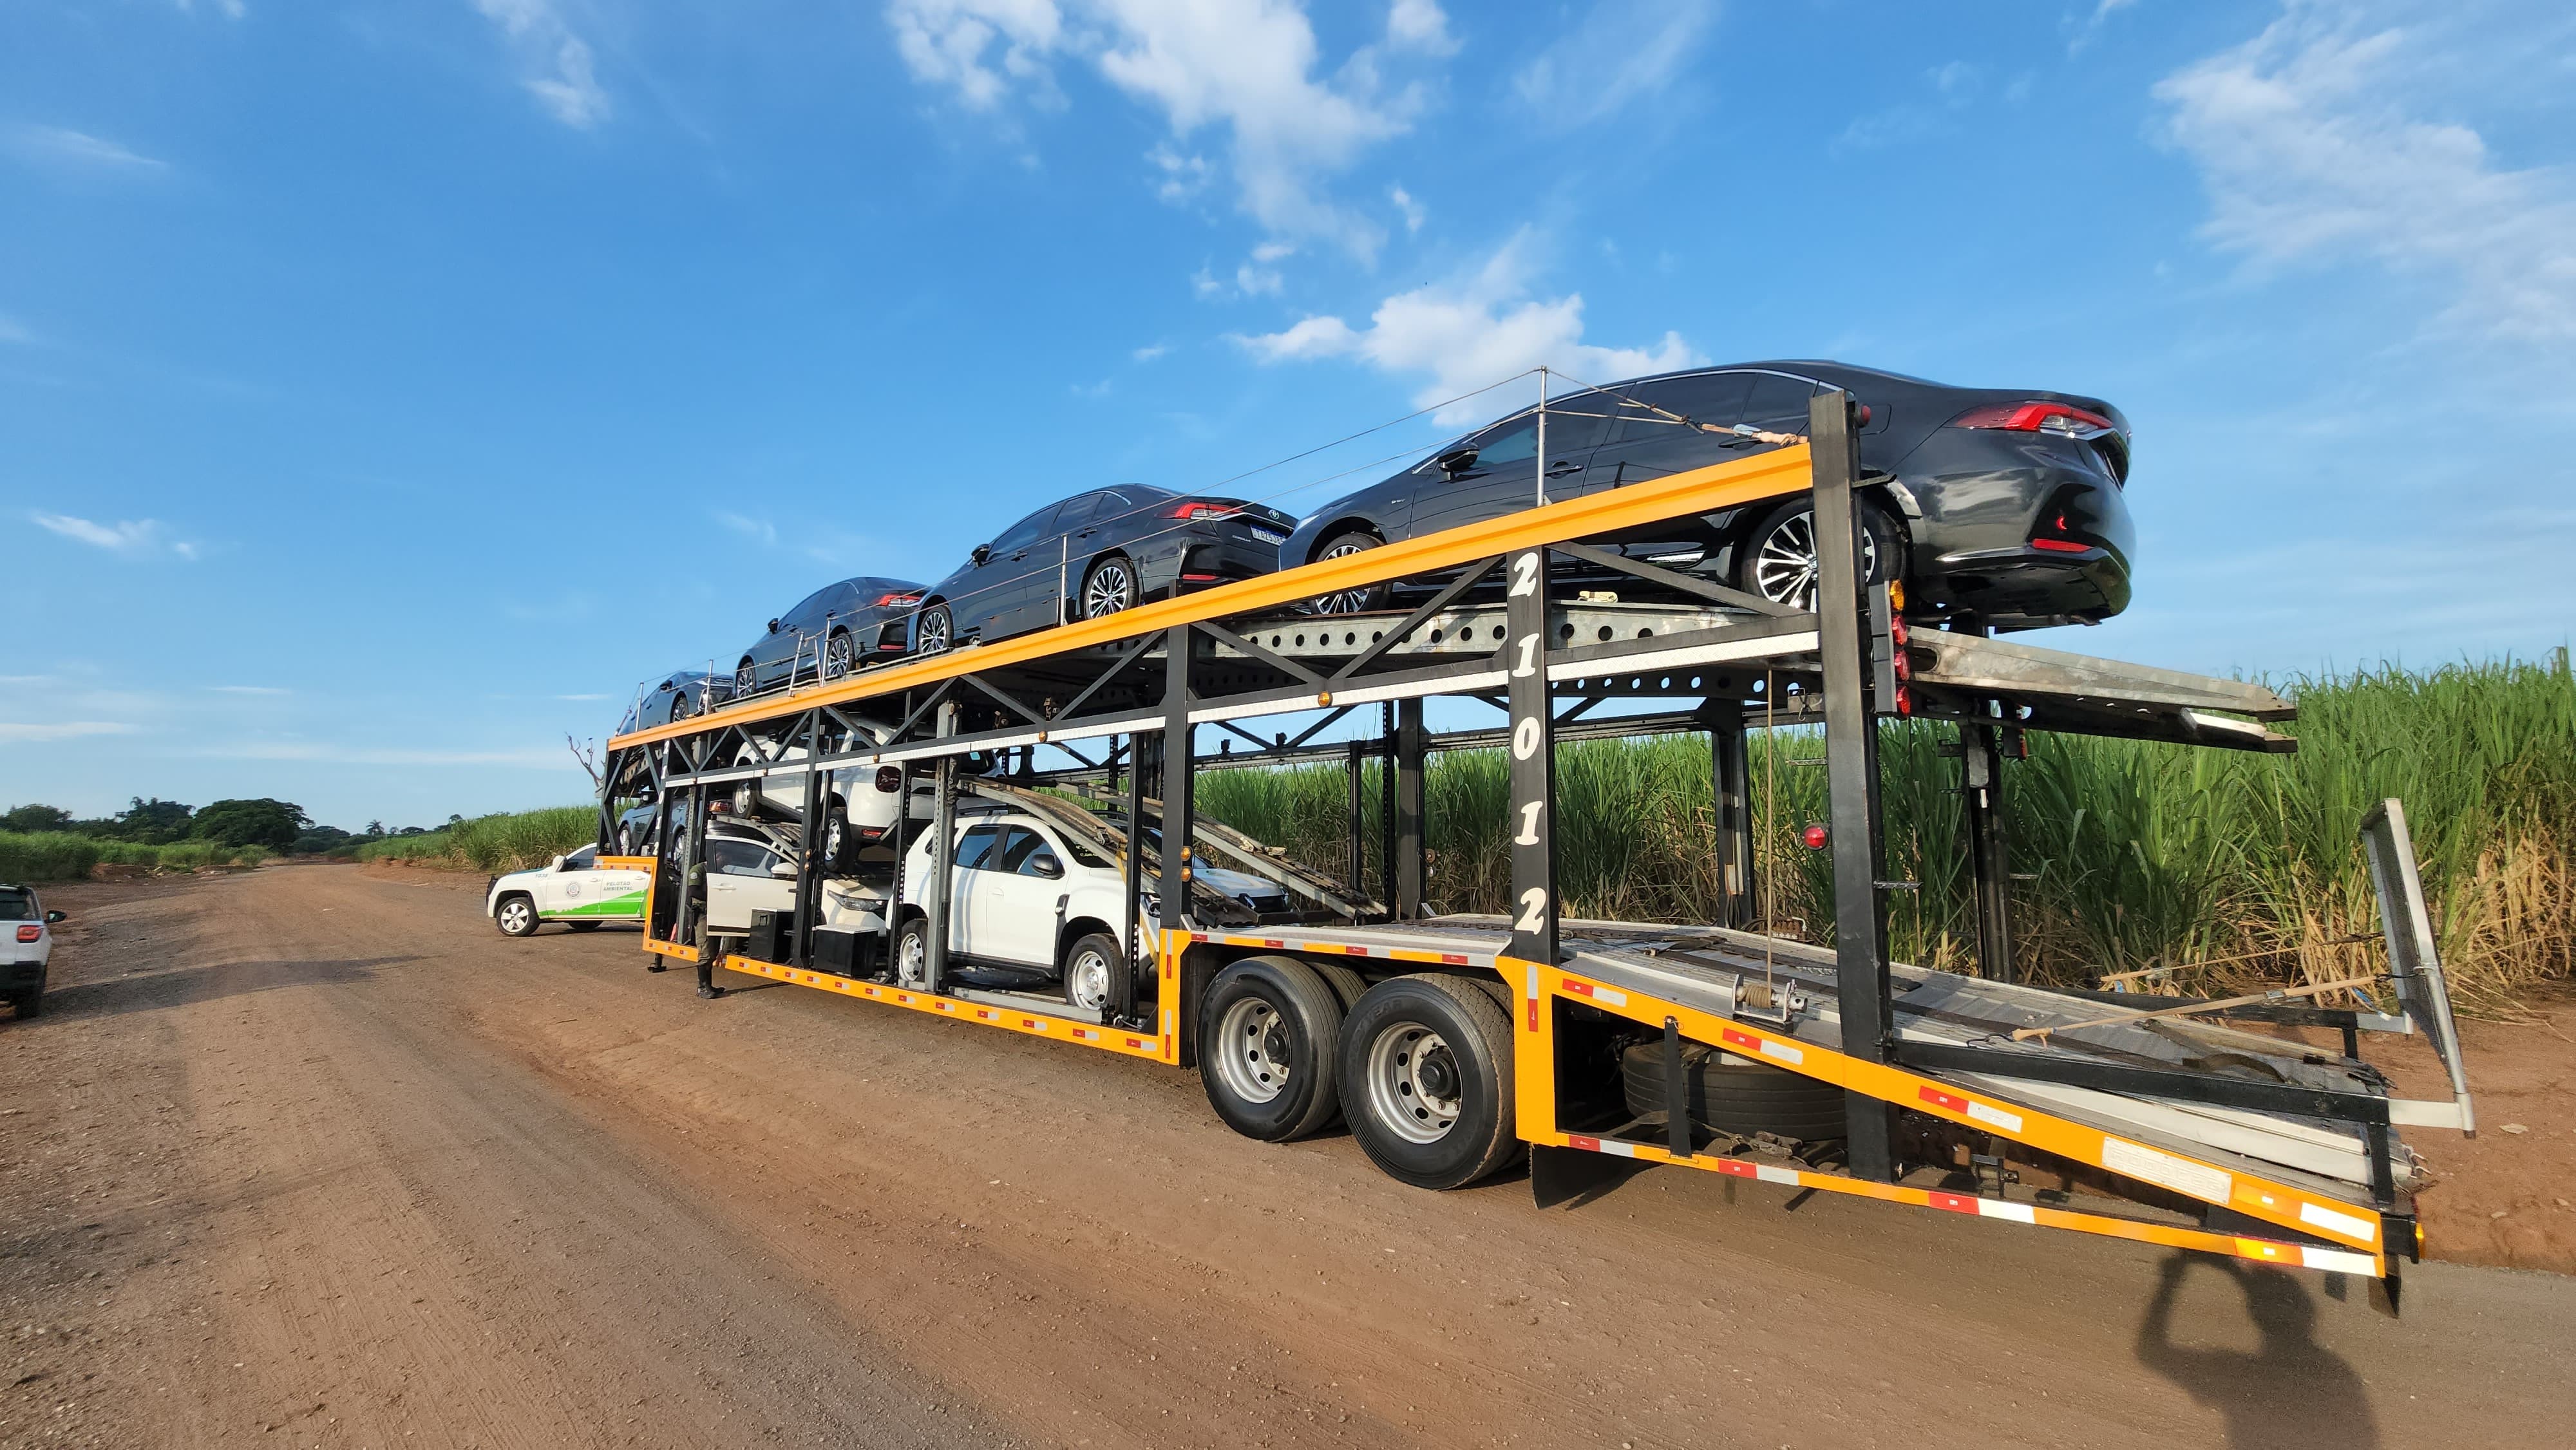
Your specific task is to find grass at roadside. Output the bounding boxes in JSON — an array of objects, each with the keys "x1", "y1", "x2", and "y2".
[
  {"x1": 1197, "y1": 657, "x2": 2575, "y2": 1015},
  {"x1": 357, "y1": 806, "x2": 598, "y2": 873},
  {"x1": 0, "y1": 833, "x2": 271, "y2": 882}
]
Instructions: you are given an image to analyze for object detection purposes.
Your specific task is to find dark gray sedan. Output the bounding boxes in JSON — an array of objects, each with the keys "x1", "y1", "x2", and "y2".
[
  {"x1": 734, "y1": 576, "x2": 927, "y2": 693},
  {"x1": 1280, "y1": 361, "x2": 2135, "y2": 630}
]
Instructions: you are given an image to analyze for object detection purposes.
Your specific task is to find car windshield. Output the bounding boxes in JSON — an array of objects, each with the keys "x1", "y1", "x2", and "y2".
[{"x1": 0, "y1": 888, "x2": 33, "y2": 921}]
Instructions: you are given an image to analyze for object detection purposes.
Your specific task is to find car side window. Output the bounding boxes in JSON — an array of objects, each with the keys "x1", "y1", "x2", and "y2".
[
  {"x1": 708, "y1": 839, "x2": 773, "y2": 878},
  {"x1": 1606, "y1": 373, "x2": 1758, "y2": 443},
  {"x1": 1739, "y1": 373, "x2": 1822, "y2": 433},
  {"x1": 953, "y1": 824, "x2": 1001, "y2": 871},
  {"x1": 995, "y1": 825, "x2": 1057, "y2": 876},
  {"x1": 786, "y1": 585, "x2": 838, "y2": 625},
  {"x1": 564, "y1": 845, "x2": 596, "y2": 871},
  {"x1": 1056, "y1": 493, "x2": 1106, "y2": 529},
  {"x1": 1469, "y1": 416, "x2": 1540, "y2": 469},
  {"x1": 989, "y1": 504, "x2": 1061, "y2": 555}
]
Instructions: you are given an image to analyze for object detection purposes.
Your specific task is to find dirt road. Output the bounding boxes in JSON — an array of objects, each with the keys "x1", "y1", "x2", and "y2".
[{"x1": 5, "y1": 865, "x2": 2570, "y2": 1449}]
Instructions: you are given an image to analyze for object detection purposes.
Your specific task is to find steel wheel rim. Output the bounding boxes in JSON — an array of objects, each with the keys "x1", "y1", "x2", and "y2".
[
  {"x1": 1314, "y1": 540, "x2": 1374, "y2": 615},
  {"x1": 1366, "y1": 1022, "x2": 1461, "y2": 1144},
  {"x1": 1066, "y1": 946, "x2": 1113, "y2": 1011},
  {"x1": 1213, "y1": 996, "x2": 1293, "y2": 1105},
  {"x1": 917, "y1": 610, "x2": 949, "y2": 654},
  {"x1": 824, "y1": 634, "x2": 854, "y2": 679},
  {"x1": 1083, "y1": 562, "x2": 1134, "y2": 619},
  {"x1": 1752, "y1": 510, "x2": 1876, "y2": 612},
  {"x1": 896, "y1": 927, "x2": 927, "y2": 986},
  {"x1": 500, "y1": 901, "x2": 532, "y2": 934}
]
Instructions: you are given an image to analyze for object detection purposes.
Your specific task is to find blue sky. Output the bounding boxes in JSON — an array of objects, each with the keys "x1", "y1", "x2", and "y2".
[{"x1": 5, "y1": 0, "x2": 2572, "y2": 829}]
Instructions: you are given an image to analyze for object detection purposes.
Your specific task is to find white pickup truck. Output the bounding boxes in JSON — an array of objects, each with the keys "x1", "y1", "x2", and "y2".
[{"x1": 486, "y1": 845, "x2": 651, "y2": 937}]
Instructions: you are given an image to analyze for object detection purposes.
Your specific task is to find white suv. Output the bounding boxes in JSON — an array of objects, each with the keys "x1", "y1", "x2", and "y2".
[
  {"x1": 486, "y1": 845, "x2": 651, "y2": 937},
  {"x1": 3, "y1": 883, "x2": 64, "y2": 1018}
]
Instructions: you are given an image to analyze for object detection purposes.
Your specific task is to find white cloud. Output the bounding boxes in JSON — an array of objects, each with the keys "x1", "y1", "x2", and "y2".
[
  {"x1": 1390, "y1": 184, "x2": 1425, "y2": 233},
  {"x1": 2, "y1": 124, "x2": 167, "y2": 171},
  {"x1": 887, "y1": 0, "x2": 1433, "y2": 258},
  {"x1": 1132, "y1": 341, "x2": 1170, "y2": 361},
  {"x1": 1513, "y1": 1, "x2": 1716, "y2": 127},
  {"x1": 2156, "y1": 1, "x2": 2576, "y2": 342},
  {"x1": 197, "y1": 740, "x2": 574, "y2": 768},
  {"x1": 0, "y1": 722, "x2": 142, "y2": 743},
  {"x1": 1238, "y1": 231, "x2": 1701, "y2": 422},
  {"x1": 1384, "y1": 0, "x2": 1456, "y2": 57},
  {"x1": 714, "y1": 511, "x2": 779, "y2": 546},
  {"x1": 30, "y1": 513, "x2": 201, "y2": 559},
  {"x1": 471, "y1": 0, "x2": 611, "y2": 129}
]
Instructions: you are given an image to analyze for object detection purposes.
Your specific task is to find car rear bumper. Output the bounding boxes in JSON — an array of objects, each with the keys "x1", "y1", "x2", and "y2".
[
  {"x1": 1900, "y1": 444, "x2": 2136, "y2": 626},
  {"x1": 3, "y1": 956, "x2": 46, "y2": 987}
]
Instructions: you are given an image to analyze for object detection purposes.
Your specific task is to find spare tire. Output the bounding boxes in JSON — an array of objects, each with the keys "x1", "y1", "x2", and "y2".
[{"x1": 1620, "y1": 1040, "x2": 1846, "y2": 1142}]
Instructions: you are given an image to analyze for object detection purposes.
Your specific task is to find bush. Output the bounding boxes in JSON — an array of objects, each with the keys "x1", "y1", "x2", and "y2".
[
  {"x1": 0, "y1": 832, "x2": 269, "y2": 881},
  {"x1": 1196, "y1": 657, "x2": 2575, "y2": 1015},
  {"x1": 357, "y1": 807, "x2": 598, "y2": 872}
]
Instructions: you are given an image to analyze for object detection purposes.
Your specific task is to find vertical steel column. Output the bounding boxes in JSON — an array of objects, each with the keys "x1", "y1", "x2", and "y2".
[
  {"x1": 676, "y1": 780, "x2": 710, "y2": 952},
  {"x1": 1708, "y1": 700, "x2": 1754, "y2": 928},
  {"x1": 1119, "y1": 729, "x2": 1146, "y2": 1024},
  {"x1": 925, "y1": 701, "x2": 960, "y2": 993},
  {"x1": 1345, "y1": 737, "x2": 1366, "y2": 898},
  {"x1": 1810, "y1": 390, "x2": 1897, "y2": 1182},
  {"x1": 1159, "y1": 626, "x2": 1193, "y2": 937},
  {"x1": 1378, "y1": 701, "x2": 1397, "y2": 915},
  {"x1": 1962, "y1": 722, "x2": 2016, "y2": 983},
  {"x1": 1503, "y1": 547, "x2": 1558, "y2": 970},
  {"x1": 883, "y1": 755, "x2": 911, "y2": 981},
  {"x1": 1394, "y1": 697, "x2": 1426, "y2": 919},
  {"x1": 793, "y1": 710, "x2": 825, "y2": 966}
]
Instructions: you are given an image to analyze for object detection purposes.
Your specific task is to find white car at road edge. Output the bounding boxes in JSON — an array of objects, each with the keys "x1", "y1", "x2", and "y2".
[{"x1": 486, "y1": 845, "x2": 651, "y2": 937}]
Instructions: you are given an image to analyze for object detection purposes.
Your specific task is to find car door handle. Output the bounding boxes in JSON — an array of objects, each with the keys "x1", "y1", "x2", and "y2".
[
  {"x1": 1545, "y1": 460, "x2": 1584, "y2": 476},
  {"x1": 1075, "y1": 528, "x2": 1097, "y2": 538}
]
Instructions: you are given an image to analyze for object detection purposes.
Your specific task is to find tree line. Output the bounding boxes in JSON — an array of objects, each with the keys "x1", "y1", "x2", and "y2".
[{"x1": 0, "y1": 798, "x2": 458, "y2": 856}]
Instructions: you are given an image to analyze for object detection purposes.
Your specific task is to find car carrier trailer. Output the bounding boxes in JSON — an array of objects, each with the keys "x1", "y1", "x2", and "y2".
[{"x1": 600, "y1": 392, "x2": 2476, "y2": 1310}]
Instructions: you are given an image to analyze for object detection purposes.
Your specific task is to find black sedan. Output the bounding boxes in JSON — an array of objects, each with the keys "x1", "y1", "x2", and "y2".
[
  {"x1": 618, "y1": 670, "x2": 735, "y2": 733},
  {"x1": 734, "y1": 576, "x2": 927, "y2": 693},
  {"x1": 1279, "y1": 362, "x2": 2135, "y2": 630},
  {"x1": 910, "y1": 485, "x2": 1295, "y2": 651}
]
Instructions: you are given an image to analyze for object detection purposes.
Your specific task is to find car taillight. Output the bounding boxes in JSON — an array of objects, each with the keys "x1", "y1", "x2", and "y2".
[
  {"x1": 15, "y1": 925, "x2": 39, "y2": 943},
  {"x1": 875, "y1": 766, "x2": 903, "y2": 792},
  {"x1": 1168, "y1": 501, "x2": 1239, "y2": 521},
  {"x1": 2029, "y1": 509, "x2": 2094, "y2": 553},
  {"x1": 1950, "y1": 400, "x2": 2118, "y2": 439},
  {"x1": 872, "y1": 593, "x2": 922, "y2": 608}
]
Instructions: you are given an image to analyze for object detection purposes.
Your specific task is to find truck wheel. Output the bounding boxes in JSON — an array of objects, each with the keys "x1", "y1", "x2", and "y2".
[
  {"x1": 1061, "y1": 932, "x2": 1122, "y2": 1012},
  {"x1": 1340, "y1": 974, "x2": 1519, "y2": 1189},
  {"x1": 1198, "y1": 956, "x2": 1344, "y2": 1142},
  {"x1": 1618, "y1": 1042, "x2": 1846, "y2": 1142},
  {"x1": 496, "y1": 894, "x2": 539, "y2": 938},
  {"x1": 893, "y1": 916, "x2": 932, "y2": 988}
]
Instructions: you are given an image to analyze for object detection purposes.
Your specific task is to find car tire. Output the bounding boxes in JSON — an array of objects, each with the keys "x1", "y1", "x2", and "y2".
[
  {"x1": 1311, "y1": 532, "x2": 1390, "y2": 614},
  {"x1": 11, "y1": 984, "x2": 41, "y2": 1019},
  {"x1": 1736, "y1": 497, "x2": 1906, "y2": 613},
  {"x1": 823, "y1": 630, "x2": 857, "y2": 680},
  {"x1": 495, "y1": 894, "x2": 540, "y2": 938},
  {"x1": 1338, "y1": 973, "x2": 1520, "y2": 1190},
  {"x1": 1060, "y1": 932, "x2": 1123, "y2": 1012},
  {"x1": 1198, "y1": 956, "x2": 1345, "y2": 1143},
  {"x1": 821, "y1": 806, "x2": 853, "y2": 872},
  {"x1": 914, "y1": 604, "x2": 954, "y2": 655},
  {"x1": 893, "y1": 914, "x2": 933, "y2": 988},
  {"x1": 669, "y1": 690, "x2": 696, "y2": 721},
  {"x1": 1080, "y1": 554, "x2": 1139, "y2": 619},
  {"x1": 1617, "y1": 1041, "x2": 1847, "y2": 1142},
  {"x1": 735, "y1": 659, "x2": 758, "y2": 695}
]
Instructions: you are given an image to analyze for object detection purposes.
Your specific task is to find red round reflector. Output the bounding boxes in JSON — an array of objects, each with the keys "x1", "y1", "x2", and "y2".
[{"x1": 1800, "y1": 823, "x2": 1830, "y2": 850}]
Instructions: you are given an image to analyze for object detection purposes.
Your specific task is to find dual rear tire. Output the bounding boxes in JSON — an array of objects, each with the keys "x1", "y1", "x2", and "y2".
[{"x1": 1197, "y1": 959, "x2": 1519, "y2": 1190}]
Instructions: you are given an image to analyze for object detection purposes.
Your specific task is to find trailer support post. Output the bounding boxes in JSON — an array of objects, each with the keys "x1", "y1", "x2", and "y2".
[
  {"x1": 1709, "y1": 700, "x2": 1754, "y2": 928},
  {"x1": 1160, "y1": 627, "x2": 1195, "y2": 1053},
  {"x1": 1502, "y1": 546, "x2": 1558, "y2": 972},
  {"x1": 1962, "y1": 721, "x2": 2015, "y2": 983},
  {"x1": 1810, "y1": 390, "x2": 1897, "y2": 1182},
  {"x1": 1119, "y1": 728, "x2": 1146, "y2": 1025},
  {"x1": 925, "y1": 701, "x2": 960, "y2": 994},
  {"x1": 1379, "y1": 701, "x2": 1397, "y2": 916},
  {"x1": 1394, "y1": 697, "x2": 1426, "y2": 919},
  {"x1": 1345, "y1": 737, "x2": 1366, "y2": 898}
]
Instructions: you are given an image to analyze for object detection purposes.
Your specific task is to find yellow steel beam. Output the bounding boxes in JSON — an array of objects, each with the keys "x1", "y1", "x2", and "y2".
[
  {"x1": 609, "y1": 443, "x2": 1814, "y2": 749},
  {"x1": 1503, "y1": 952, "x2": 2392, "y2": 1256},
  {"x1": 716, "y1": 953, "x2": 1173, "y2": 1061}
]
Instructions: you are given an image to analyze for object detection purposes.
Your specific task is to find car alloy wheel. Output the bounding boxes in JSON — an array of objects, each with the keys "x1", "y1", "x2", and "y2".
[
  {"x1": 735, "y1": 659, "x2": 757, "y2": 695},
  {"x1": 915, "y1": 606, "x2": 952, "y2": 654},
  {"x1": 823, "y1": 632, "x2": 855, "y2": 679},
  {"x1": 498, "y1": 898, "x2": 535, "y2": 936},
  {"x1": 1750, "y1": 509, "x2": 1879, "y2": 613},
  {"x1": 1083, "y1": 558, "x2": 1137, "y2": 619},
  {"x1": 1311, "y1": 534, "x2": 1385, "y2": 615}
]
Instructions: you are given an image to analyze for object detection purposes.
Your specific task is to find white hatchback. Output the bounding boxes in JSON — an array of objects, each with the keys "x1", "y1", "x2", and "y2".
[{"x1": 3, "y1": 883, "x2": 64, "y2": 1018}]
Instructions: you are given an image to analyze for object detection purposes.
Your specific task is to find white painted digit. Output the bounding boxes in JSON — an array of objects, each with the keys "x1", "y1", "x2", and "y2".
[
  {"x1": 1509, "y1": 552, "x2": 1539, "y2": 598},
  {"x1": 1512, "y1": 632, "x2": 1540, "y2": 677},
  {"x1": 1514, "y1": 800, "x2": 1544, "y2": 845},
  {"x1": 1515, "y1": 887, "x2": 1550, "y2": 934},
  {"x1": 1512, "y1": 716, "x2": 1541, "y2": 760}
]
